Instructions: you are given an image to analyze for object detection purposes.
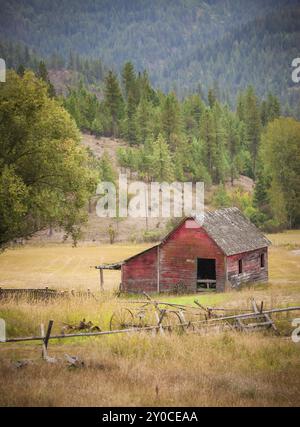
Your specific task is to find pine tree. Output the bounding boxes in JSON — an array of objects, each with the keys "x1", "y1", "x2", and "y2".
[
  {"x1": 17, "y1": 64, "x2": 25, "y2": 77},
  {"x1": 160, "y1": 92, "x2": 181, "y2": 150},
  {"x1": 243, "y1": 86, "x2": 262, "y2": 177},
  {"x1": 208, "y1": 88, "x2": 217, "y2": 109},
  {"x1": 149, "y1": 134, "x2": 174, "y2": 182},
  {"x1": 200, "y1": 108, "x2": 223, "y2": 183},
  {"x1": 123, "y1": 90, "x2": 138, "y2": 144},
  {"x1": 99, "y1": 151, "x2": 116, "y2": 184},
  {"x1": 122, "y1": 62, "x2": 138, "y2": 103},
  {"x1": 36, "y1": 61, "x2": 56, "y2": 98},
  {"x1": 135, "y1": 96, "x2": 153, "y2": 144},
  {"x1": 223, "y1": 110, "x2": 242, "y2": 185},
  {"x1": 182, "y1": 94, "x2": 204, "y2": 140},
  {"x1": 104, "y1": 70, "x2": 124, "y2": 137}
]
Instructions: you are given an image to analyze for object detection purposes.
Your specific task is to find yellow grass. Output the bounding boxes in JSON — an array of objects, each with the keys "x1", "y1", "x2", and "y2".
[
  {"x1": 1, "y1": 333, "x2": 299, "y2": 407},
  {"x1": 0, "y1": 243, "x2": 152, "y2": 291},
  {"x1": 0, "y1": 231, "x2": 300, "y2": 406}
]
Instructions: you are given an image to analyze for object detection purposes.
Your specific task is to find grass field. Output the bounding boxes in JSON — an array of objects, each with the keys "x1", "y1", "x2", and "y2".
[{"x1": 0, "y1": 231, "x2": 299, "y2": 406}]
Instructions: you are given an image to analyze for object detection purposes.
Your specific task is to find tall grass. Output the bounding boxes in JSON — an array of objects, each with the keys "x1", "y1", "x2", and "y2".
[{"x1": 0, "y1": 331, "x2": 299, "y2": 406}]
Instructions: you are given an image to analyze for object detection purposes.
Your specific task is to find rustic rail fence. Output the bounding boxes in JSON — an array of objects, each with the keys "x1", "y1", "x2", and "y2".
[
  {"x1": 2, "y1": 306, "x2": 300, "y2": 344},
  {"x1": 1, "y1": 292, "x2": 299, "y2": 362}
]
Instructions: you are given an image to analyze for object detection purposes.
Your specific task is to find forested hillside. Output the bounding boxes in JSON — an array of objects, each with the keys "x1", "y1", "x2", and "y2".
[
  {"x1": 1, "y1": 0, "x2": 300, "y2": 114},
  {"x1": 61, "y1": 60, "x2": 299, "y2": 232},
  {"x1": 0, "y1": 0, "x2": 299, "y2": 244}
]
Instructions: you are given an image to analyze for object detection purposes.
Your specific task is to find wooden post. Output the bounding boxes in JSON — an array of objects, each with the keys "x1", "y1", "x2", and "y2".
[
  {"x1": 260, "y1": 301, "x2": 264, "y2": 313},
  {"x1": 44, "y1": 320, "x2": 54, "y2": 349},
  {"x1": 100, "y1": 268, "x2": 104, "y2": 291},
  {"x1": 157, "y1": 246, "x2": 160, "y2": 293},
  {"x1": 40, "y1": 324, "x2": 47, "y2": 359},
  {"x1": 40, "y1": 320, "x2": 54, "y2": 362}
]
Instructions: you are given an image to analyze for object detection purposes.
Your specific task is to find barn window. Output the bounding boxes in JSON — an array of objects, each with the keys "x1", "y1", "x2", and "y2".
[
  {"x1": 238, "y1": 259, "x2": 243, "y2": 274},
  {"x1": 260, "y1": 253, "x2": 265, "y2": 268}
]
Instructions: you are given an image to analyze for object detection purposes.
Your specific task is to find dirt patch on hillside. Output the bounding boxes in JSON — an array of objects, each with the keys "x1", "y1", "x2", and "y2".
[
  {"x1": 81, "y1": 133, "x2": 127, "y2": 170},
  {"x1": 30, "y1": 134, "x2": 254, "y2": 244}
]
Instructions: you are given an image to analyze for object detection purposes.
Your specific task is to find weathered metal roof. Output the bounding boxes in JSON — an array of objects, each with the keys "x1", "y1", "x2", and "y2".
[{"x1": 195, "y1": 207, "x2": 271, "y2": 255}]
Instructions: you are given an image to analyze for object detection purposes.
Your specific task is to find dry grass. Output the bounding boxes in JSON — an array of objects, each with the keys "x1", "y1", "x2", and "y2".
[
  {"x1": 0, "y1": 243, "x2": 152, "y2": 291},
  {"x1": 0, "y1": 332, "x2": 299, "y2": 406},
  {"x1": 0, "y1": 231, "x2": 300, "y2": 406}
]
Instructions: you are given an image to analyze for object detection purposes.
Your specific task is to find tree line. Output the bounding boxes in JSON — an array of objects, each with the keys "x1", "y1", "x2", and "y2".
[
  {"x1": 0, "y1": 61, "x2": 299, "y2": 249},
  {"x1": 63, "y1": 61, "x2": 299, "y2": 231},
  {"x1": 1, "y1": 0, "x2": 299, "y2": 116}
]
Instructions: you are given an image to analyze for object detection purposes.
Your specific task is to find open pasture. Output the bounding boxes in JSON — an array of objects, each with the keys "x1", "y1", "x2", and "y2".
[{"x1": 0, "y1": 231, "x2": 299, "y2": 406}]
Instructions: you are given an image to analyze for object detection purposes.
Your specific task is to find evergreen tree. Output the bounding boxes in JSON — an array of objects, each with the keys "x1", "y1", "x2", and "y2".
[
  {"x1": 160, "y1": 92, "x2": 181, "y2": 150},
  {"x1": 149, "y1": 134, "x2": 174, "y2": 182},
  {"x1": 36, "y1": 61, "x2": 56, "y2": 98},
  {"x1": 99, "y1": 151, "x2": 116, "y2": 184},
  {"x1": 182, "y1": 94, "x2": 204, "y2": 140},
  {"x1": 104, "y1": 70, "x2": 124, "y2": 137},
  {"x1": 123, "y1": 90, "x2": 138, "y2": 145},
  {"x1": 223, "y1": 109, "x2": 242, "y2": 185},
  {"x1": 122, "y1": 61, "x2": 138, "y2": 103},
  {"x1": 243, "y1": 86, "x2": 262, "y2": 177},
  {"x1": 208, "y1": 88, "x2": 217, "y2": 109},
  {"x1": 16, "y1": 64, "x2": 25, "y2": 77},
  {"x1": 135, "y1": 96, "x2": 154, "y2": 145}
]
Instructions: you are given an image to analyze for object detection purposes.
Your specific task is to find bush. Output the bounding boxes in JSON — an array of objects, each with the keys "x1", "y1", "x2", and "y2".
[{"x1": 142, "y1": 229, "x2": 162, "y2": 242}]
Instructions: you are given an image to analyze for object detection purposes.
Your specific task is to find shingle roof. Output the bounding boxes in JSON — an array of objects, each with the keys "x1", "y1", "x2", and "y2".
[{"x1": 195, "y1": 207, "x2": 271, "y2": 255}]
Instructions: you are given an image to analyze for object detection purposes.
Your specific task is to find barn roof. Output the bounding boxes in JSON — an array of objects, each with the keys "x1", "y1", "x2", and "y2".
[{"x1": 194, "y1": 207, "x2": 271, "y2": 255}]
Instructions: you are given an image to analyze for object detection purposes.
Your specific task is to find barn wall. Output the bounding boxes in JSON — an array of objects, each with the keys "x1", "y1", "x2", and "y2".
[
  {"x1": 227, "y1": 247, "x2": 268, "y2": 288},
  {"x1": 159, "y1": 220, "x2": 226, "y2": 292},
  {"x1": 121, "y1": 246, "x2": 158, "y2": 293}
]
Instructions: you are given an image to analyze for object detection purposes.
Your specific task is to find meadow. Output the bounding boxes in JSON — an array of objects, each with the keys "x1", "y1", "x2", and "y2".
[{"x1": 0, "y1": 231, "x2": 299, "y2": 407}]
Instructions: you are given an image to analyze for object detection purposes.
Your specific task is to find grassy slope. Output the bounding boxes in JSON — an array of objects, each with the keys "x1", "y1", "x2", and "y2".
[{"x1": 32, "y1": 133, "x2": 255, "y2": 244}]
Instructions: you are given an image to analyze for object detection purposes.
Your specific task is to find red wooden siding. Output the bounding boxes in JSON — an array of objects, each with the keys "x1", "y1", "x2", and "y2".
[
  {"x1": 159, "y1": 220, "x2": 226, "y2": 292},
  {"x1": 121, "y1": 246, "x2": 158, "y2": 293},
  {"x1": 227, "y1": 247, "x2": 268, "y2": 288}
]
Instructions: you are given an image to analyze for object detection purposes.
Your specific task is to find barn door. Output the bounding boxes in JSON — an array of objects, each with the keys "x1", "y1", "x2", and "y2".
[{"x1": 197, "y1": 258, "x2": 216, "y2": 290}]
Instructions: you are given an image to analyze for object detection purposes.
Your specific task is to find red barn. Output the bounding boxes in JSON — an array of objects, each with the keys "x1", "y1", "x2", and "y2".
[{"x1": 119, "y1": 207, "x2": 270, "y2": 293}]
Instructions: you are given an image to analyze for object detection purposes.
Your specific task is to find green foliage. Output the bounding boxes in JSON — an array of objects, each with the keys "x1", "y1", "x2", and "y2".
[
  {"x1": 149, "y1": 134, "x2": 174, "y2": 182},
  {"x1": 0, "y1": 71, "x2": 98, "y2": 247},
  {"x1": 142, "y1": 229, "x2": 163, "y2": 243},
  {"x1": 64, "y1": 82, "x2": 101, "y2": 131},
  {"x1": 36, "y1": 61, "x2": 56, "y2": 98},
  {"x1": 104, "y1": 70, "x2": 125, "y2": 137},
  {"x1": 98, "y1": 151, "x2": 116, "y2": 184},
  {"x1": 212, "y1": 185, "x2": 231, "y2": 209},
  {"x1": 260, "y1": 117, "x2": 300, "y2": 229},
  {"x1": 1, "y1": 1, "x2": 299, "y2": 116},
  {"x1": 160, "y1": 93, "x2": 182, "y2": 150}
]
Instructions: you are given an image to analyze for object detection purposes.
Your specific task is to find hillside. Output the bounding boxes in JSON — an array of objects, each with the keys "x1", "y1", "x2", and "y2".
[
  {"x1": 30, "y1": 133, "x2": 254, "y2": 245},
  {"x1": 1, "y1": 0, "x2": 300, "y2": 113}
]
